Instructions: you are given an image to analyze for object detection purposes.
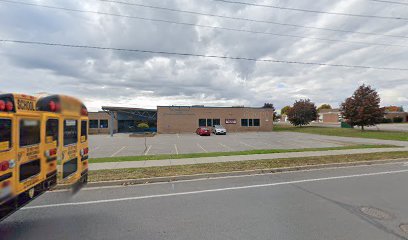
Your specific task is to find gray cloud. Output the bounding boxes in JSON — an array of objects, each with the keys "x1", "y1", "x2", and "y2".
[{"x1": 0, "y1": 0, "x2": 407, "y2": 111}]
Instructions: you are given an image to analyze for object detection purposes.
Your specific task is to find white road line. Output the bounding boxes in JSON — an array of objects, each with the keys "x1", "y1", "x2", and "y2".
[
  {"x1": 197, "y1": 143, "x2": 208, "y2": 152},
  {"x1": 219, "y1": 143, "x2": 233, "y2": 151},
  {"x1": 144, "y1": 145, "x2": 152, "y2": 156},
  {"x1": 174, "y1": 144, "x2": 179, "y2": 155},
  {"x1": 239, "y1": 141, "x2": 256, "y2": 149},
  {"x1": 24, "y1": 169, "x2": 408, "y2": 210},
  {"x1": 48, "y1": 161, "x2": 408, "y2": 193},
  {"x1": 110, "y1": 146, "x2": 126, "y2": 157},
  {"x1": 177, "y1": 133, "x2": 180, "y2": 139},
  {"x1": 91, "y1": 146, "x2": 100, "y2": 151}
]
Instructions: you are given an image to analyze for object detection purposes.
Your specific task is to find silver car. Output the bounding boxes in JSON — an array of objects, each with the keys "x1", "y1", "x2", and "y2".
[{"x1": 213, "y1": 125, "x2": 227, "y2": 135}]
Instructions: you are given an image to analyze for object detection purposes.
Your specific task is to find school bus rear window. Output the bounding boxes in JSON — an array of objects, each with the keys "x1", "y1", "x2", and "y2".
[
  {"x1": 46, "y1": 119, "x2": 59, "y2": 144},
  {"x1": 63, "y1": 158, "x2": 78, "y2": 179},
  {"x1": 19, "y1": 119, "x2": 40, "y2": 147},
  {"x1": 0, "y1": 119, "x2": 12, "y2": 151},
  {"x1": 19, "y1": 159, "x2": 41, "y2": 182},
  {"x1": 64, "y1": 120, "x2": 77, "y2": 146}
]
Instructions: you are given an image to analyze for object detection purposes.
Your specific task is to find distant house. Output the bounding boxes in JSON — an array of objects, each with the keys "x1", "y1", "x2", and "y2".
[
  {"x1": 383, "y1": 111, "x2": 408, "y2": 123},
  {"x1": 382, "y1": 106, "x2": 407, "y2": 123},
  {"x1": 318, "y1": 108, "x2": 342, "y2": 123}
]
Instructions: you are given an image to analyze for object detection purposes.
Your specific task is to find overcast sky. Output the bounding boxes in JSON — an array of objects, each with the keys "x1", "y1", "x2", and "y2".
[{"x1": 0, "y1": 0, "x2": 407, "y2": 111}]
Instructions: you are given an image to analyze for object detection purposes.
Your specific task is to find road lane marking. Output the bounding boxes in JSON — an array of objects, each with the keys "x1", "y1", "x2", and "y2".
[
  {"x1": 197, "y1": 143, "x2": 208, "y2": 152},
  {"x1": 25, "y1": 169, "x2": 408, "y2": 210},
  {"x1": 218, "y1": 143, "x2": 233, "y2": 151},
  {"x1": 48, "y1": 161, "x2": 408, "y2": 193},
  {"x1": 239, "y1": 141, "x2": 256, "y2": 149},
  {"x1": 110, "y1": 146, "x2": 126, "y2": 157},
  {"x1": 144, "y1": 145, "x2": 152, "y2": 156},
  {"x1": 174, "y1": 144, "x2": 179, "y2": 155}
]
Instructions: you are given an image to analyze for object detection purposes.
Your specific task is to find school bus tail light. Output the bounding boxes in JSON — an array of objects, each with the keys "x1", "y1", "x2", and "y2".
[
  {"x1": 1, "y1": 180, "x2": 11, "y2": 188},
  {"x1": 0, "y1": 100, "x2": 5, "y2": 111},
  {"x1": 45, "y1": 148, "x2": 57, "y2": 158},
  {"x1": 5, "y1": 101, "x2": 13, "y2": 111},
  {"x1": 80, "y1": 147, "x2": 89, "y2": 156},
  {"x1": 0, "y1": 161, "x2": 10, "y2": 171},
  {"x1": 49, "y1": 100, "x2": 56, "y2": 112}
]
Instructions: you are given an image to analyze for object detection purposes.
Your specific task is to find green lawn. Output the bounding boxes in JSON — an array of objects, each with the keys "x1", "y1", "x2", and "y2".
[
  {"x1": 87, "y1": 151, "x2": 408, "y2": 182},
  {"x1": 88, "y1": 144, "x2": 397, "y2": 164},
  {"x1": 274, "y1": 125, "x2": 408, "y2": 141}
]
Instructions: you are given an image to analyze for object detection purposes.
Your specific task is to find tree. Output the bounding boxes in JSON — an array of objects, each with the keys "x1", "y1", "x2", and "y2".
[
  {"x1": 287, "y1": 99, "x2": 318, "y2": 126},
  {"x1": 280, "y1": 106, "x2": 291, "y2": 115},
  {"x1": 317, "y1": 104, "x2": 332, "y2": 112},
  {"x1": 137, "y1": 122, "x2": 150, "y2": 150},
  {"x1": 262, "y1": 103, "x2": 277, "y2": 119},
  {"x1": 340, "y1": 84, "x2": 384, "y2": 131}
]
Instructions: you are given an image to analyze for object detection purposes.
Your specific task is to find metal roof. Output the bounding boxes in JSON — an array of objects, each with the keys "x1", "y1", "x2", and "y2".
[{"x1": 101, "y1": 106, "x2": 157, "y2": 112}]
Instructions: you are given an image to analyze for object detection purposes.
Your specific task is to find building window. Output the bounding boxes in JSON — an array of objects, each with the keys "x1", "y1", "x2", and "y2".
[
  {"x1": 241, "y1": 119, "x2": 260, "y2": 127},
  {"x1": 100, "y1": 120, "x2": 109, "y2": 128},
  {"x1": 90, "y1": 120, "x2": 98, "y2": 129},
  {"x1": 198, "y1": 119, "x2": 206, "y2": 127},
  {"x1": 207, "y1": 119, "x2": 213, "y2": 127},
  {"x1": 213, "y1": 119, "x2": 221, "y2": 126},
  {"x1": 254, "y1": 119, "x2": 260, "y2": 126}
]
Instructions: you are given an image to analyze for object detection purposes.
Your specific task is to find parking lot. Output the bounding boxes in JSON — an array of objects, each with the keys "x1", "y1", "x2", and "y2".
[{"x1": 88, "y1": 132, "x2": 405, "y2": 158}]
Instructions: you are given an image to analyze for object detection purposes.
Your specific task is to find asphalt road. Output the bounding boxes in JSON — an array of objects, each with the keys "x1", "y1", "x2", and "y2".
[{"x1": 2, "y1": 162, "x2": 408, "y2": 240}]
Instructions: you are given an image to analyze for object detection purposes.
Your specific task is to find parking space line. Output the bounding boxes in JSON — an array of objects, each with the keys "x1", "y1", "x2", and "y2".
[
  {"x1": 174, "y1": 144, "x2": 179, "y2": 155},
  {"x1": 144, "y1": 145, "x2": 152, "y2": 156},
  {"x1": 239, "y1": 141, "x2": 256, "y2": 149},
  {"x1": 197, "y1": 143, "x2": 208, "y2": 152},
  {"x1": 218, "y1": 143, "x2": 233, "y2": 151},
  {"x1": 91, "y1": 146, "x2": 100, "y2": 151},
  {"x1": 110, "y1": 146, "x2": 126, "y2": 157}
]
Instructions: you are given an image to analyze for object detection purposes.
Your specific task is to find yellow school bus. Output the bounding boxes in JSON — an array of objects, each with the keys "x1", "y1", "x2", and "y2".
[
  {"x1": 0, "y1": 93, "x2": 89, "y2": 221},
  {"x1": 0, "y1": 93, "x2": 56, "y2": 220},
  {"x1": 36, "y1": 95, "x2": 89, "y2": 191}
]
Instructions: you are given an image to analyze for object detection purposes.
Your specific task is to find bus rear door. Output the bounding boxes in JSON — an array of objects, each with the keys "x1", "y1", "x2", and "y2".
[
  {"x1": 78, "y1": 117, "x2": 89, "y2": 184},
  {"x1": 16, "y1": 116, "x2": 43, "y2": 199},
  {"x1": 61, "y1": 117, "x2": 81, "y2": 186},
  {"x1": 41, "y1": 114, "x2": 59, "y2": 189}
]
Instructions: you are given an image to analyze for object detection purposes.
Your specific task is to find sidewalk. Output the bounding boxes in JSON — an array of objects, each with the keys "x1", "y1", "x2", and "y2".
[{"x1": 89, "y1": 147, "x2": 407, "y2": 170}]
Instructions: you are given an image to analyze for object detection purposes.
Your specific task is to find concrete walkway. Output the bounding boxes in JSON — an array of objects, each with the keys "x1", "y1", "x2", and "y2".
[{"x1": 89, "y1": 147, "x2": 407, "y2": 170}]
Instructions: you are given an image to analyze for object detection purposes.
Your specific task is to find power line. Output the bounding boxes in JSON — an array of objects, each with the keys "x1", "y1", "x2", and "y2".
[
  {"x1": 2, "y1": 0, "x2": 408, "y2": 49},
  {"x1": 367, "y1": 0, "x2": 408, "y2": 6},
  {"x1": 95, "y1": 0, "x2": 408, "y2": 39},
  {"x1": 212, "y1": 0, "x2": 408, "y2": 21},
  {"x1": 0, "y1": 39, "x2": 407, "y2": 71}
]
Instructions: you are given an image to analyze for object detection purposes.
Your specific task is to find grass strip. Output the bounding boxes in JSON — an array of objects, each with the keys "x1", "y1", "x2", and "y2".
[
  {"x1": 274, "y1": 125, "x2": 408, "y2": 141},
  {"x1": 88, "y1": 151, "x2": 408, "y2": 182},
  {"x1": 88, "y1": 144, "x2": 397, "y2": 163}
]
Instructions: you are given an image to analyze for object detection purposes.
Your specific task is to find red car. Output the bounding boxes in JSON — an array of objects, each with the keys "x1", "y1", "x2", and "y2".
[{"x1": 196, "y1": 127, "x2": 211, "y2": 136}]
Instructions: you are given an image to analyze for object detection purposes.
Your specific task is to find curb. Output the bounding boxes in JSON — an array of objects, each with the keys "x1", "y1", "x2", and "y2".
[{"x1": 53, "y1": 158, "x2": 408, "y2": 190}]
